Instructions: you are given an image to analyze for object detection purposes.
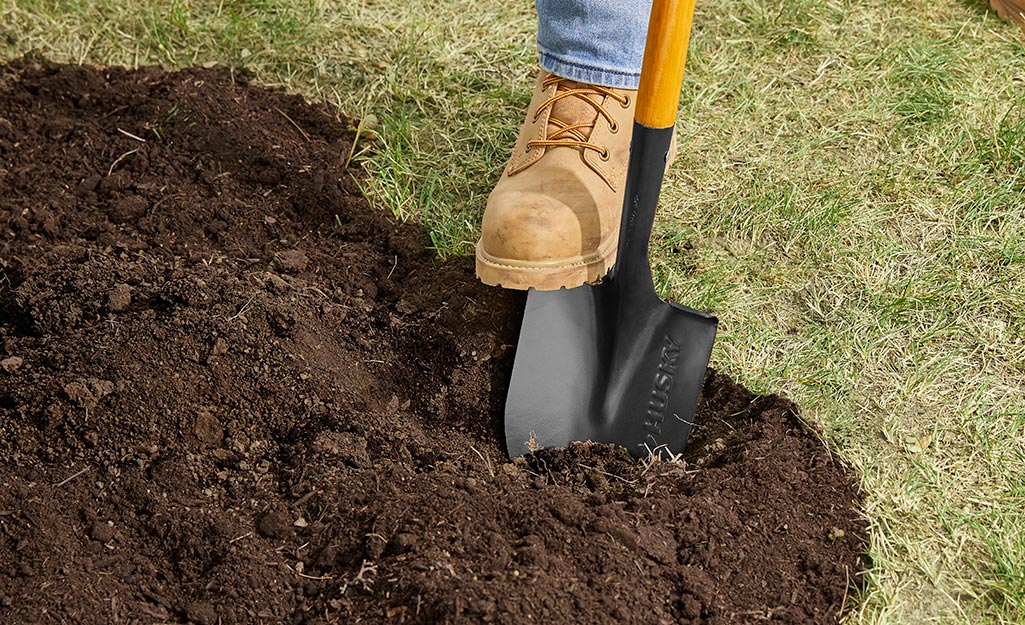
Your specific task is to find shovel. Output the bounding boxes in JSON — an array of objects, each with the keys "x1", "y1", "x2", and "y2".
[{"x1": 504, "y1": 0, "x2": 717, "y2": 458}]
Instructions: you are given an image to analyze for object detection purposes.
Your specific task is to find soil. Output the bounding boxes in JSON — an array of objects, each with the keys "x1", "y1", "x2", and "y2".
[{"x1": 0, "y1": 59, "x2": 866, "y2": 625}]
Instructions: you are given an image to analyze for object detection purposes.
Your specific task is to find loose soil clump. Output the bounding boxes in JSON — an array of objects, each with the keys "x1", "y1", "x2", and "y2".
[{"x1": 0, "y1": 59, "x2": 865, "y2": 625}]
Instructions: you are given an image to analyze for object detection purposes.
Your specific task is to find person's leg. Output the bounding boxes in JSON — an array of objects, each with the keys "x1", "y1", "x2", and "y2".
[
  {"x1": 536, "y1": 0, "x2": 653, "y2": 89},
  {"x1": 475, "y1": 0, "x2": 658, "y2": 290}
]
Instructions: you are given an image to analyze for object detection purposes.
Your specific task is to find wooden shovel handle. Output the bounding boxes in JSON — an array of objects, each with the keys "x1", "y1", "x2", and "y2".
[{"x1": 635, "y1": 0, "x2": 697, "y2": 129}]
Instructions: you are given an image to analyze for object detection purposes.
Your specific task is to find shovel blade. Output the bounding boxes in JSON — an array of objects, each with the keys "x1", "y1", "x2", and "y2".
[{"x1": 504, "y1": 284, "x2": 716, "y2": 458}]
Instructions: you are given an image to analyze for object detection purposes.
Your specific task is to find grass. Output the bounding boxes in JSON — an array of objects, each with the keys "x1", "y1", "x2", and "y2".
[{"x1": 2, "y1": 0, "x2": 1024, "y2": 622}]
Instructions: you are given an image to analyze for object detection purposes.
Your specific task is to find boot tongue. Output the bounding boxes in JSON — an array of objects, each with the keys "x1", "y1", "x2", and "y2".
[{"x1": 546, "y1": 80, "x2": 603, "y2": 142}]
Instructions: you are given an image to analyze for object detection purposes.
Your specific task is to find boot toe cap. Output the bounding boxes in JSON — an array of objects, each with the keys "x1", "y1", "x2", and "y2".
[{"x1": 479, "y1": 191, "x2": 600, "y2": 265}]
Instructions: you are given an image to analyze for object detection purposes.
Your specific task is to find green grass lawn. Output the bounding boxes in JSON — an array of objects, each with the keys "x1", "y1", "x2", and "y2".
[{"x1": 2, "y1": 0, "x2": 1024, "y2": 622}]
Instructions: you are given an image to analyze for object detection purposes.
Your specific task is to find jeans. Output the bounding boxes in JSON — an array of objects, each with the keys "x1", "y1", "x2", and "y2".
[{"x1": 536, "y1": 0, "x2": 653, "y2": 89}]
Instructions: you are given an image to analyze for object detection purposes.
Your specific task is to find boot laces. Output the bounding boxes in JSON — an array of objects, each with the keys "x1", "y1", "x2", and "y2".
[{"x1": 527, "y1": 76, "x2": 629, "y2": 163}]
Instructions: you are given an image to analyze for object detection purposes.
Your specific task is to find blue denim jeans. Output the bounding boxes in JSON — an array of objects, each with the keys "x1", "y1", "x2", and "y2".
[{"x1": 536, "y1": 0, "x2": 653, "y2": 89}]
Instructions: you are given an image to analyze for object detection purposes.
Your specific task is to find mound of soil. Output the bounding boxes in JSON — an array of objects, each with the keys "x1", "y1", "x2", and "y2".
[{"x1": 0, "y1": 59, "x2": 865, "y2": 625}]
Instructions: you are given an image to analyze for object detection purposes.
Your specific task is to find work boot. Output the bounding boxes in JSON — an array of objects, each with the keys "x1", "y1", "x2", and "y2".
[{"x1": 476, "y1": 71, "x2": 639, "y2": 290}]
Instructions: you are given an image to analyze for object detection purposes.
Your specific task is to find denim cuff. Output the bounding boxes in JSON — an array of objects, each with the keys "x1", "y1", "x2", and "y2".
[{"x1": 538, "y1": 45, "x2": 641, "y2": 90}]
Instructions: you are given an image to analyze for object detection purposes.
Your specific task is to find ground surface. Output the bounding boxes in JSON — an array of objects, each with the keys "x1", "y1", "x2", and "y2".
[
  {"x1": 2, "y1": 2, "x2": 1024, "y2": 623},
  {"x1": 0, "y1": 61, "x2": 864, "y2": 624}
]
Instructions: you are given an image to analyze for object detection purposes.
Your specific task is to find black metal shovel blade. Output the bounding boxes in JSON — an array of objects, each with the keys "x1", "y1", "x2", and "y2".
[
  {"x1": 504, "y1": 284, "x2": 716, "y2": 458},
  {"x1": 504, "y1": 124, "x2": 718, "y2": 458}
]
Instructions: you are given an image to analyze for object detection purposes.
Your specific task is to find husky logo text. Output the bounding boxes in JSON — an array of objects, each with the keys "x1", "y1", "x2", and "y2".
[{"x1": 640, "y1": 335, "x2": 680, "y2": 449}]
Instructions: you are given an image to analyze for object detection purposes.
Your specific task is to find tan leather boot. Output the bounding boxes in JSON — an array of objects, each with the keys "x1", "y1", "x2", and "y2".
[{"x1": 476, "y1": 71, "x2": 637, "y2": 290}]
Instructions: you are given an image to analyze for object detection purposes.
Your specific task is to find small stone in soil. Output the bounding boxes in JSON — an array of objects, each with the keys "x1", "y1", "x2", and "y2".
[{"x1": 1, "y1": 356, "x2": 23, "y2": 372}]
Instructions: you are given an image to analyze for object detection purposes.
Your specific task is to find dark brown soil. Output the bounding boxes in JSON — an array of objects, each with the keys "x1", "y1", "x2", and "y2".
[{"x1": 0, "y1": 59, "x2": 866, "y2": 625}]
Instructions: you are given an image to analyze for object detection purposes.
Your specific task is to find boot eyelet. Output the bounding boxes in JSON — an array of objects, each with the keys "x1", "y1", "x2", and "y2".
[
  {"x1": 621, "y1": 95, "x2": 631, "y2": 108},
  {"x1": 600, "y1": 150, "x2": 610, "y2": 161},
  {"x1": 609, "y1": 121, "x2": 619, "y2": 133}
]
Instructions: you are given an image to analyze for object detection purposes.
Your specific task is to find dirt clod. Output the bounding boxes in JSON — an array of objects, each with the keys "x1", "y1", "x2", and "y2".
[
  {"x1": 105, "y1": 195, "x2": 150, "y2": 224},
  {"x1": 257, "y1": 509, "x2": 293, "y2": 539},
  {"x1": 313, "y1": 431, "x2": 369, "y2": 467},
  {"x1": 193, "y1": 410, "x2": 223, "y2": 447},
  {"x1": 106, "y1": 283, "x2": 132, "y2": 312},
  {"x1": 0, "y1": 60, "x2": 865, "y2": 625},
  {"x1": 185, "y1": 601, "x2": 218, "y2": 625},
  {"x1": 272, "y1": 250, "x2": 309, "y2": 273},
  {"x1": 62, "y1": 378, "x2": 115, "y2": 410},
  {"x1": 88, "y1": 520, "x2": 114, "y2": 543}
]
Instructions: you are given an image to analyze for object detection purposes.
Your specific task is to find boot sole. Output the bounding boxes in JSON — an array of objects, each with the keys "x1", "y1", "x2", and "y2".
[{"x1": 475, "y1": 233, "x2": 619, "y2": 291}]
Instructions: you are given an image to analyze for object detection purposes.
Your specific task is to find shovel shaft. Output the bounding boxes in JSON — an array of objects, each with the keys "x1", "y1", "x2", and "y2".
[
  {"x1": 635, "y1": 0, "x2": 698, "y2": 129},
  {"x1": 609, "y1": 123, "x2": 673, "y2": 291}
]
